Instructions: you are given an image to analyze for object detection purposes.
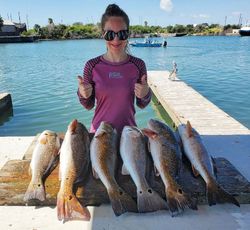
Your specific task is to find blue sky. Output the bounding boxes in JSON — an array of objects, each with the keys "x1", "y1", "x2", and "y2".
[{"x1": 0, "y1": 0, "x2": 249, "y2": 28}]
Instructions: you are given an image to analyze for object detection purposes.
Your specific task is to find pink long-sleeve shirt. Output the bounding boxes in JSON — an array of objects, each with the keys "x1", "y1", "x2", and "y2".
[{"x1": 77, "y1": 55, "x2": 151, "y2": 133}]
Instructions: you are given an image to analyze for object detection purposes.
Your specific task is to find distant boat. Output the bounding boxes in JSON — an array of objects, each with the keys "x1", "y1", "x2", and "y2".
[
  {"x1": 130, "y1": 37, "x2": 167, "y2": 47},
  {"x1": 239, "y1": 26, "x2": 250, "y2": 36},
  {"x1": 174, "y1": 33, "x2": 187, "y2": 37}
]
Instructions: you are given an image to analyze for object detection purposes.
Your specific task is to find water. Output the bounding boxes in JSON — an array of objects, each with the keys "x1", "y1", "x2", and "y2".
[{"x1": 0, "y1": 36, "x2": 250, "y2": 136}]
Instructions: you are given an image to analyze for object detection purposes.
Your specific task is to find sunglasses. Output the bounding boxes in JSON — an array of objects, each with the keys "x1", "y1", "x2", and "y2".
[{"x1": 103, "y1": 30, "x2": 129, "y2": 41}]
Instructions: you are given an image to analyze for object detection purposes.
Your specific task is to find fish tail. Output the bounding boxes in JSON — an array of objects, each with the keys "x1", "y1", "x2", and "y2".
[
  {"x1": 137, "y1": 188, "x2": 168, "y2": 213},
  {"x1": 23, "y1": 180, "x2": 46, "y2": 202},
  {"x1": 207, "y1": 181, "x2": 240, "y2": 207},
  {"x1": 108, "y1": 187, "x2": 138, "y2": 216},
  {"x1": 57, "y1": 191, "x2": 91, "y2": 222},
  {"x1": 165, "y1": 186, "x2": 198, "y2": 217}
]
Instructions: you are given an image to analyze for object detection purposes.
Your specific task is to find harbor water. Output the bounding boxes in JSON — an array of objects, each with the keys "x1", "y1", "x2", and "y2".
[{"x1": 0, "y1": 36, "x2": 250, "y2": 135}]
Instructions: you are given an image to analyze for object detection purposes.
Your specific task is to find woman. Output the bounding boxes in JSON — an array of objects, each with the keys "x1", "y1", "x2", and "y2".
[{"x1": 77, "y1": 4, "x2": 151, "y2": 134}]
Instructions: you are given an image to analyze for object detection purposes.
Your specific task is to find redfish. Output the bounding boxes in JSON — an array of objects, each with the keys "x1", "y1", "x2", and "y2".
[
  {"x1": 178, "y1": 121, "x2": 240, "y2": 207},
  {"x1": 143, "y1": 119, "x2": 197, "y2": 216},
  {"x1": 57, "y1": 119, "x2": 91, "y2": 221},
  {"x1": 120, "y1": 126, "x2": 168, "y2": 212},
  {"x1": 24, "y1": 130, "x2": 60, "y2": 202},
  {"x1": 90, "y1": 121, "x2": 137, "y2": 216}
]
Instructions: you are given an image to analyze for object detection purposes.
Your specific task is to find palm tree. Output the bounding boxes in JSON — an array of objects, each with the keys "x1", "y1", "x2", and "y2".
[{"x1": 48, "y1": 18, "x2": 54, "y2": 25}]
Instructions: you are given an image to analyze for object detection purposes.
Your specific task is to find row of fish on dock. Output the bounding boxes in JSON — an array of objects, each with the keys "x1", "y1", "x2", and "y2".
[{"x1": 23, "y1": 118, "x2": 240, "y2": 222}]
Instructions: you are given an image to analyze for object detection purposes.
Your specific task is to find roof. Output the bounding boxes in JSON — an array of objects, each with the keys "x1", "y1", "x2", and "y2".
[{"x1": 3, "y1": 19, "x2": 16, "y2": 26}]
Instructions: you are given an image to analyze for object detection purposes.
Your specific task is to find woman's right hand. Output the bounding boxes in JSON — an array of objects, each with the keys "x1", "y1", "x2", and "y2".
[{"x1": 77, "y1": 76, "x2": 93, "y2": 99}]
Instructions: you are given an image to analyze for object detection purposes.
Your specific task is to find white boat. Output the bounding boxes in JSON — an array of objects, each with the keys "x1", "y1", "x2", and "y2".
[
  {"x1": 239, "y1": 26, "x2": 250, "y2": 36},
  {"x1": 129, "y1": 37, "x2": 167, "y2": 47}
]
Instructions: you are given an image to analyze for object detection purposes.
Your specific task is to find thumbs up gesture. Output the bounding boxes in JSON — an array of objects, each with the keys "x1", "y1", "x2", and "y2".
[
  {"x1": 134, "y1": 75, "x2": 149, "y2": 99},
  {"x1": 77, "y1": 76, "x2": 93, "y2": 99}
]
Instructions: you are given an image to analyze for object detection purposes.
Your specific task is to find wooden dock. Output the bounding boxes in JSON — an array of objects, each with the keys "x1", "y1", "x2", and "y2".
[
  {"x1": 147, "y1": 71, "x2": 250, "y2": 181},
  {"x1": 147, "y1": 71, "x2": 250, "y2": 135}
]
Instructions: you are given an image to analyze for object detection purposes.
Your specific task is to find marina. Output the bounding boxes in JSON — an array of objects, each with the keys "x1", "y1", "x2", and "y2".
[{"x1": 1, "y1": 70, "x2": 250, "y2": 229}]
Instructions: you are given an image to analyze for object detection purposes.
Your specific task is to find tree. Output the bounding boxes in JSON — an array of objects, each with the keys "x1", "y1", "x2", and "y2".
[
  {"x1": 47, "y1": 18, "x2": 55, "y2": 36},
  {"x1": 166, "y1": 25, "x2": 174, "y2": 33},
  {"x1": 33, "y1": 24, "x2": 41, "y2": 33},
  {"x1": 48, "y1": 18, "x2": 54, "y2": 25}
]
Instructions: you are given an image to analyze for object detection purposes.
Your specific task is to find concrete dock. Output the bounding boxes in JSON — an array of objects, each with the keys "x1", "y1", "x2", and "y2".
[{"x1": 0, "y1": 71, "x2": 250, "y2": 229}]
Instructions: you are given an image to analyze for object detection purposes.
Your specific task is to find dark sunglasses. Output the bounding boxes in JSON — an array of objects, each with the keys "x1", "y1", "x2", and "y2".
[{"x1": 103, "y1": 30, "x2": 129, "y2": 41}]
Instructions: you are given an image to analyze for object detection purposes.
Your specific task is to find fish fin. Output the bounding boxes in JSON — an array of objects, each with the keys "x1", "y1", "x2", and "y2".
[
  {"x1": 92, "y1": 168, "x2": 99, "y2": 179},
  {"x1": 186, "y1": 121, "x2": 193, "y2": 137},
  {"x1": 108, "y1": 187, "x2": 137, "y2": 216},
  {"x1": 137, "y1": 188, "x2": 168, "y2": 212},
  {"x1": 191, "y1": 165, "x2": 200, "y2": 177},
  {"x1": 42, "y1": 155, "x2": 60, "y2": 181},
  {"x1": 141, "y1": 128, "x2": 158, "y2": 139},
  {"x1": 121, "y1": 164, "x2": 130, "y2": 175},
  {"x1": 23, "y1": 180, "x2": 46, "y2": 202},
  {"x1": 154, "y1": 165, "x2": 160, "y2": 177},
  {"x1": 207, "y1": 181, "x2": 240, "y2": 207},
  {"x1": 165, "y1": 186, "x2": 198, "y2": 216},
  {"x1": 57, "y1": 191, "x2": 91, "y2": 221}
]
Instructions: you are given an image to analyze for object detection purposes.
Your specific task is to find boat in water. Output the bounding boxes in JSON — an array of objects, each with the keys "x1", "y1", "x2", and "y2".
[
  {"x1": 130, "y1": 37, "x2": 167, "y2": 47},
  {"x1": 239, "y1": 26, "x2": 250, "y2": 36}
]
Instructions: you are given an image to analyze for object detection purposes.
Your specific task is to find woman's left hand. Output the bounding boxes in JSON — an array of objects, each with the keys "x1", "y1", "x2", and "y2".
[{"x1": 134, "y1": 75, "x2": 150, "y2": 99}]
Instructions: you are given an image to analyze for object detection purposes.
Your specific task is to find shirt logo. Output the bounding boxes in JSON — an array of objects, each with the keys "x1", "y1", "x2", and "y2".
[{"x1": 109, "y1": 72, "x2": 123, "y2": 79}]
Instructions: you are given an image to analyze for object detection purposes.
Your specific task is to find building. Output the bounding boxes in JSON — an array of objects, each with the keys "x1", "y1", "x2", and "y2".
[{"x1": 0, "y1": 19, "x2": 27, "y2": 36}]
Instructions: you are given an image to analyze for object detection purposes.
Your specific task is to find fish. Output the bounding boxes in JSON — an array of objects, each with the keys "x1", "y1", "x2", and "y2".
[
  {"x1": 142, "y1": 119, "x2": 197, "y2": 216},
  {"x1": 24, "y1": 130, "x2": 61, "y2": 202},
  {"x1": 90, "y1": 121, "x2": 138, "y2": 216},
  {"x1": 120, "y1": 126, "x2": 168, "y2": 212},
  {"x1": 57, "y1": 119, "x2": 91, "y2": 222},
  {"x1": 177, "y1": 121, "x2": 240, "y2": 207}
]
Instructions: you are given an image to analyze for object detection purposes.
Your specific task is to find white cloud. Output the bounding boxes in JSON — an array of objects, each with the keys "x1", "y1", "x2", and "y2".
[{"x1": 160, "y1": 0, "x2": 173, "y2": 12}]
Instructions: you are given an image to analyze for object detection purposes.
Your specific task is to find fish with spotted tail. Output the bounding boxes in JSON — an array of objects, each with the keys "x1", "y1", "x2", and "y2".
[
  {"x1": 90, "y1": 121, "x2": 138, "y2": 216},
  {"x1": 142, "y1": 119, "x2": 197, "y2": 216},
  {"x1": 177, "y1": 121, "x2": 240, "y2": 207},
  {"x1": 24, "y1": 130, "x2": 61, "y2": 202},
  {"x1": 57, "y1": 119, "x2": 91, "y2": 222},
  {"x1": 120, "y1": 126, "x2": 168, "y2": 212}
]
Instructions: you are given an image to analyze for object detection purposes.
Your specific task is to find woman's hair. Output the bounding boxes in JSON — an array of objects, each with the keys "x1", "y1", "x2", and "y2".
[{"x1": 101, "y1": 4, "x2": 130, "y2": 32}]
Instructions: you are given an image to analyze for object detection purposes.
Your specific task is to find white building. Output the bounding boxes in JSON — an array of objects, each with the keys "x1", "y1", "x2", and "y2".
[{"x1": 0, "y1": 19, "x2": 26, "y2": 36}]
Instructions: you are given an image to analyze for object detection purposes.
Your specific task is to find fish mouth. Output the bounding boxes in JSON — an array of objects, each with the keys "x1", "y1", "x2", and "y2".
[
  {"x1": 43, "y1": 130, "x2": 57, "y2": 137},
  {"x1": 147, "y1": 119, "x2": 158, "y2": 131},
  {"x1": 99, "y1": 121, "x2": 113, "y2": 132},
  {"x1": 123, "y1": 126, "x2": 142, "y2": 136}
]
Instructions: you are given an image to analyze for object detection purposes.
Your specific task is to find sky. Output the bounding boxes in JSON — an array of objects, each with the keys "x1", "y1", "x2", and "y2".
[{"x1": 0, "y1": 0, "x2": 249, "y2": 28}]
